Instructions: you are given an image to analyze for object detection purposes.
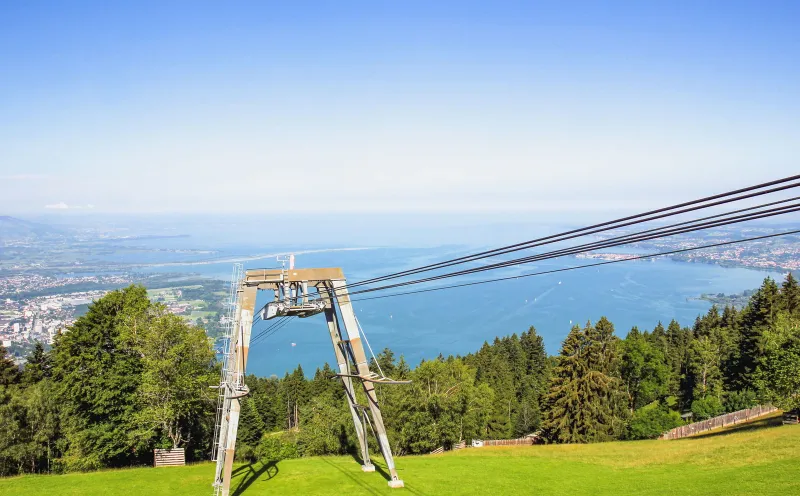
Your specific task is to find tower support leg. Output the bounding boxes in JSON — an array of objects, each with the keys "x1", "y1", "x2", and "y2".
[
  {"x1": 324, "y1": 306, "x2": 373, "y2": 471},
  {"x1": 220, "y1": 398, "x2": 240, "y2": 496},
  {"x1": 332, "y1": 281, "x2": 404, "y2": 488}
]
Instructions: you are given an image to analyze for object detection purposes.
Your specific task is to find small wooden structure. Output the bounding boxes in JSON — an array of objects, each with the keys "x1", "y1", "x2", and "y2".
[
  {"x1": 783, "y1": 410, "x2": 799, "y2": 425},
  {"x1": 154, "y1": 448, "x2": 185, "y2": 467}
]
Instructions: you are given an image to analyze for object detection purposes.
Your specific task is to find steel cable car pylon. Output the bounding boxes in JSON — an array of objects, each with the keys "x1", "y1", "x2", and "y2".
[{"x1": 212, "y1": 263, "x2": 406, "y2": 495}]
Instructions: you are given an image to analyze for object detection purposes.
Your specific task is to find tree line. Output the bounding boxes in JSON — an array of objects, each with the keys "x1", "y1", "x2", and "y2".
[
  {"x1": 0, "y1": 286, "x2": 215, "y2": 475},
  {"x1": 1, "y1": 275, "x2": 799, "y2": 475}
]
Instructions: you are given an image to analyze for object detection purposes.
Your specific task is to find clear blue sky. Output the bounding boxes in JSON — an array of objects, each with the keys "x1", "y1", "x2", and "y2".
[{"x1": 1, "y1": 1, "x2": 798, "y2": 214}]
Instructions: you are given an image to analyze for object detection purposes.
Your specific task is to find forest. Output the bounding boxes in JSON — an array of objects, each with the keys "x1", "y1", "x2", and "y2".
[{"x1": 1, "y1": 274, "x2": 799, "y2": 476}]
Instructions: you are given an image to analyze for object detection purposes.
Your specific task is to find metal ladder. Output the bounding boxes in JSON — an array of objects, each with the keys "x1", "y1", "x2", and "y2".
[{"x1": 211, "y1": 263, "x2": 243, "y2": 494}]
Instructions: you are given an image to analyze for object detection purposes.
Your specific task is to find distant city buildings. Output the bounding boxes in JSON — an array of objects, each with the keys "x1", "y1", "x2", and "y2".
[
  {"x1": 580, "y1": 230, "x2": 800, "y2": 272},
  {"x1": 0, "y1": 289, "x2": 107, "y2": 347}
]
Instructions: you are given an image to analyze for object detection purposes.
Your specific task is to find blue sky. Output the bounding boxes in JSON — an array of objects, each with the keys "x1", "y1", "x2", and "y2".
[{"x1": 1, "y1": 1, "x2": 798, "y2": 214}]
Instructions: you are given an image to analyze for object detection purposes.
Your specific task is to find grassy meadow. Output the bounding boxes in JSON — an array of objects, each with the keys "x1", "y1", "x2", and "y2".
[{"x1": 1, "y1": 414, "x2": 797, "y2": 496}]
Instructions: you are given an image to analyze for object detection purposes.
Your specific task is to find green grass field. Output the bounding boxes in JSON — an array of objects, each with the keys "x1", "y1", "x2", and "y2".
[{"x1": 2, "y1": 414, "x2": 797, "y2": 496}]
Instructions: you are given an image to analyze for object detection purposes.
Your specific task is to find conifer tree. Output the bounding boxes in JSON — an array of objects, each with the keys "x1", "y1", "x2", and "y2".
[
  {"x1": 237, "y1": 396, "x2": 265, "y2": 449},
  {"x1": 309, "y1": 363, "x2": 342, "y2": 401},
  {"x1": 22, "y1": 341, "x2": 50, "y2": 385},
  {"x1": 515, "y1": 327, "x2": 549, "y2": 435},
  {"x1": 373, "y1": 348, "x2": 397, "y2": 377},
  {"x1": 736, "y1": 278, "x2": 780, "y2": 389},
  {"x1": 542, "y1": 325, "x2": 586, "y2": 443},
  {"x1": 665, "y1": 319, "x2": 688, "y2": 396},
  {"x1": 780, "y1": 272, "x2": 800, "y2": 316},
  {"x1": 543, "y1": 320, "x2": 626, "y2": 443},
  {"x1": 586, "y1": 317, "x2": 628, "y2": 439},
  {"x1": 649, "y1": 321, "x2": 667, "y2": 354},
  {"x1": 0, "y1": 343, "x2": 20, "y2": 389}
]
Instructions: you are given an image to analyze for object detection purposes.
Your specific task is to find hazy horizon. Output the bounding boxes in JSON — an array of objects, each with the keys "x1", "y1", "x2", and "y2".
[{"x1": 1, "y1": 1, "x2": 798, "y2": 216}]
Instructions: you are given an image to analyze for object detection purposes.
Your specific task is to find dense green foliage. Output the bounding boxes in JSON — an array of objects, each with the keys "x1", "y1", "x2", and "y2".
[
  {"x1": 0, "y1": 286, "x2": 216, "y2": 476},
  {"x1": 232, "y1": 274, "x2": 800, "y2": 454},
  {"x1": 626, "y1": 404, "x2": 683, "y2": 440},
  {"x1": 2, "y1": 274, "x2": 799, "y2": 475}
]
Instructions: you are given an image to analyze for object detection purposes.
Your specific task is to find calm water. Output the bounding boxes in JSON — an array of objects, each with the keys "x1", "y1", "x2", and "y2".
[{"x1": 135, "y1": 245, "x2": 776, "y2": 377}]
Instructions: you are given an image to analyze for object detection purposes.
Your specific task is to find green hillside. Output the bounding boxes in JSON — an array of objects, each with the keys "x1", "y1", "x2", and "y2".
[{"x1": 2, "y1": 416, "x2": 797, "y2": 496}]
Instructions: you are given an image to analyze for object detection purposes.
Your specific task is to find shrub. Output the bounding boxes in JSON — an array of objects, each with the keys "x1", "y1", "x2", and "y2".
[
  {"x1": 255, "y1": 434, "x2": 300, "y2": 463},
  {"x1": 235, "y1": 444, "x2": 256, "y2": 462},
  {"x1": 255, "y1": 436, "x2": 283, "y2": 463},
  {"x1": 724, "y1": 390, "x2": 758, "y2": 412},
  {"x1": 626, "y1": 405, "x2": 683, "y2": 440},
  {"x1": 691, "y1": 396, "x2": 724, "y2": 420}
]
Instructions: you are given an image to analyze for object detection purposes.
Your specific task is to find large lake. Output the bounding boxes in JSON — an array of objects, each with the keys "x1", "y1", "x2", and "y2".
[{"x1": 138, "y1": 244, "x2": 777, "y2": 377}]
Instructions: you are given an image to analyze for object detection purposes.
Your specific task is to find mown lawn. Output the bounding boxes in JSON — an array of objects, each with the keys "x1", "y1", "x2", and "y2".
[{"x1": 2, "y1": 416, "x2": 798, "y2": 496}]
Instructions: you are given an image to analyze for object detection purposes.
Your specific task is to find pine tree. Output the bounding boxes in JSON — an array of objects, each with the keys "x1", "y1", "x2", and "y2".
[
  {"x1": 719, "y1": 305, "x2": 741, "y2": 391},
  {"x1": 520, "y1": 327, "x2": 549, "y2": 385},
  {"x1": 0, "y1": 343, "x2": 19, "y2": 388},
  {"x1": 780, "y1": 272, "x2": 800, "y2": 316},
  {"x1": 237, "y1": 396, "x2": 265, "y2": 448},
  {"x1": 22, "y1": 341, "x2": 50, "y2": 385},
  {"x1": 543, "y1": 320, "x2": 626, "y2": 443},
  {"x1": 736, "y1": 278, "x2": 779, "y2": 389},
  {"x1": 372, "y1": 348, "x2": 397, "y2": 377},
  {"x1": 665, "y1": 319, "x2": 687, "y2": 396},
  {"x1": 282, "y1": 365, "x2": 307, "y2": 429},
  {"x1": 586, "y1": 317, "x2": 628, "y2": 439},
  {"x1": 542, "y1": 325, "x2": 587, "y2": 443},
  {"x1": 649, "y1": 321, "x2": 667, "y2": 354}
]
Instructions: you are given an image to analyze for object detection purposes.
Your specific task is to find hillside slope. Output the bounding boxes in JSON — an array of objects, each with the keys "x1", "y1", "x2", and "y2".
[
  {"x1": 1, "y1": 419, "x2": 797, "y2": 496},
  {"x1": 0, "y1": 215, "x2": 57, "y2": 241}
]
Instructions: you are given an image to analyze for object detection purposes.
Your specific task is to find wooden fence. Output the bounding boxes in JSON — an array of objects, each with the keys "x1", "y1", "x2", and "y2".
[
  {"x1": 429, "y1": 441, "x2": 468, "y2": 454},
  {"x1": 429, "y1": 437, "x2": 532, "y2": 454},
  {"x1": 154, "y1": 448, "x2": 185, "y2": 467},
  {"x1": 481, "y1": 438, "x2": 534, "y2": 447},
  {"x1": 660, "y1": 405, "x2": 778, "y2": 440}
]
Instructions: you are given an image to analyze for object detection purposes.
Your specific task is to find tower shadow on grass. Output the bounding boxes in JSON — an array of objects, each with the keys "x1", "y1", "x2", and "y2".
[
  {"x1": 343, "y1": 453, "x2": 427, "y2": 496},
  {"x1": 231, "y1": 460, "x2": 278, "y2": 496},
  {"x1": 348, "y1": 452, "x2": 391, "y2": 482},
  {"x1": 321, "y1": 457, "x2": 382, "y2": 495}
]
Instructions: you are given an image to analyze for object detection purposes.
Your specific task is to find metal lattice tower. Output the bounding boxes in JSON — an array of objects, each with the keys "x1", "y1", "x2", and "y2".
[{"x1": 210, "y1": 264, "x2": 406, "y2": 495}]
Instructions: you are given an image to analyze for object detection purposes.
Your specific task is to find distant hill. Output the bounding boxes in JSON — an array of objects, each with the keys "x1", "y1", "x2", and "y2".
[{"x1": 0, "y1": 215, "x2": 58, "y2": 241}]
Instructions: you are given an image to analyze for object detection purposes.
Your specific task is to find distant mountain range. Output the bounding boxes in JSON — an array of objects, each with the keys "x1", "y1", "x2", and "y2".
[{"x1": 0, "y1": 216, "x2": 60, "y2": 241}]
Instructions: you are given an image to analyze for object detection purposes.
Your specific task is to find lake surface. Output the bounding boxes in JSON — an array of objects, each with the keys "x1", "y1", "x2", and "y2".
[{"x1": 135, "y1": 244, "x2": 776, "y2": 377}]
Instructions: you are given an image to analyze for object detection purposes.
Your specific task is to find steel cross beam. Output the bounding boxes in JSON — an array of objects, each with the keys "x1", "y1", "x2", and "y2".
[{"x1": 212, "y1": 267, "x2": 404, "y2": 495}]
